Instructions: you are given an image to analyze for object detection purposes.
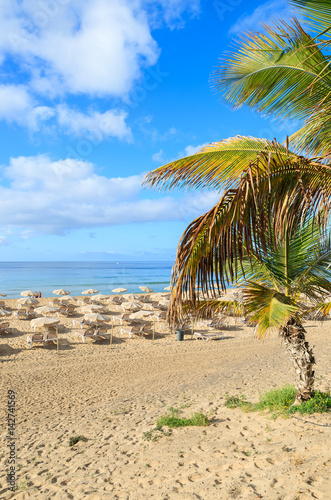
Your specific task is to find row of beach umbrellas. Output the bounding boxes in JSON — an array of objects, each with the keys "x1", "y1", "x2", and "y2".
[{"x1": 0, "y1": 287, "x2": 172, "y2": 308}]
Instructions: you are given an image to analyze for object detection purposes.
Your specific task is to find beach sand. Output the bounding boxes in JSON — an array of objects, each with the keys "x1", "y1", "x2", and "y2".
[{"x1": 0, "y1": 296, "x2": 330, "y2": 499}]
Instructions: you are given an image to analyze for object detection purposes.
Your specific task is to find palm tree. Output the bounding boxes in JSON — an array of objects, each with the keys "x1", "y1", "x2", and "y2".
[
  {"x1": 211, "y1": 0, "x2": 331, "y2": 157},
  {"x1": 143, "y1": 1, "x2": 331, "y2": 401},
  {"x1": 143, "y1": 139, "x2": 331, "y2": 402},
  {"x1": 186, "y1": 214, "x2": 331, "y2": 402}
]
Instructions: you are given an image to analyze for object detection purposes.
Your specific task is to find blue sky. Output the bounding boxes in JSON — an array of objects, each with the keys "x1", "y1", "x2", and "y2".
[{"x1": 0, "y1": 0, "x2": 295, "y2": 261}]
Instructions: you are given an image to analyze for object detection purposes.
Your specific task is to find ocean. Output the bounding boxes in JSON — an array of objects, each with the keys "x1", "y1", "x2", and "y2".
[{"x1": 0, "y1": 262, "x2": 174, "y2": 298}]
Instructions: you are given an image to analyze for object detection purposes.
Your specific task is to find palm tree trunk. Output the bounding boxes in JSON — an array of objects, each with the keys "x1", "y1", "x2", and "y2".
[{"x1": 279, "y1": 317, "x2": 315, "y2": 402}]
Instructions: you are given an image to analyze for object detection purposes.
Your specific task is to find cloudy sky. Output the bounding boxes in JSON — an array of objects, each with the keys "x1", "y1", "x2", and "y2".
[{"x1": 0, "y1": 0, "x2": 295, "y2": 261}]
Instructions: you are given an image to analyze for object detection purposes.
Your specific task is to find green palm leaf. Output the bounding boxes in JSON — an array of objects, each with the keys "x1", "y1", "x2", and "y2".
[
  {"x1": 303, "y1": 300, "x2": 331, "y2": 319},
  {"x1": 142, "y1": 136, "x2": 294, "y2": 192},
  {"x1": 212, "y1": 21, "x2": 331, "y2": 124},
  {"x1": 186, "y1": 299, "x2": 245, "y2": 319},
  {"x1": 242, "y1": 283, "x2": 299, "y2": 337},
  {"x1": 291, "y1": 1, "x2": 331, "y2": 32}
]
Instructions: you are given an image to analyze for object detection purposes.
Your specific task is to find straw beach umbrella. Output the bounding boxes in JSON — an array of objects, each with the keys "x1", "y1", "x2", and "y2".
[
  {"x1": 53, "y1": 289, "x2": 70, "y2": 295},
  {"x1": 121, "y1": 301, "x2": 142, "y2": 311},
  {"x1": 21, "y1": 290, "x2": 38, "y2": 297},
  {"x1": 31, "y1": 317, "x2": 60, "y2": 330},
  {"x1": 84, "y1": 312, "x2": 109, "y2": 323},
  {"x1": 82, "y1": 289, "x2": 98, "y2": 295},
  {"x1": 18, "y1": 297, "x2": 38, "y2": 305},
  {"x1": 129, "y1": 310, "x2": 153, "y2": 320},
  {"x1": 35, "y1": 306, "x2": 59, "y2": 316},
  {"x1": 57, "y1": 296, "x2": 76, "y2": 303},
  {"x1": 125, "y1": 294, "x2": 140, "y2": 300},
  {"x1": 91, "y1": 294, "x2": 109, "y2": 301},
  {"x1": 139, "y1": 286, "x2": 154, "y2": 293},
  {"x1": 81, "y1": 304, "x2": 104, "y2": 313},
  {"x1": 111, "y1": 287, "x2": 127, "y2": 293}
]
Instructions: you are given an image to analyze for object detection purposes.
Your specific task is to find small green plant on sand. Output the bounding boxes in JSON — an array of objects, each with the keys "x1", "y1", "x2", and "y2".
[
  {"x1": 156, "y1": 407, "x2": 209, "y2": 428},
  {"x1": 224, "y1": 394, "x2": 253, "y2": 411},
  {"x1": 142, "y1": 426, "x2": 171, "y2": 442},
  {"x1": 69, "y1": 435, "x2": 87, "y2": 447},
  {"x1": 225, "y1": 385, "x2": 331, "y2": 417}
]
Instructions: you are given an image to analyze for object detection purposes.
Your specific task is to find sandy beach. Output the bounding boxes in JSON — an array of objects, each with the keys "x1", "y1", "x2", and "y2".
[{"x1": 0, "y1": 295, "x2": 331, "y2": 499}]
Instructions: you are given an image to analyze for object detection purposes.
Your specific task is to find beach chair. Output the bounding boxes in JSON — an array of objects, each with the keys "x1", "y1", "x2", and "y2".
[
  {"x1": 75, "y1": 327, "x2": 97, "y2": 343},
  {"x1": 43, "y1": 329, "x2": 58, "y2": 347},
  {"x1": 120, "y1": 325, "x2": 145, "y2": 338},
  {"x1": 14, "y1": 309, "x2": 28, "y2": 320},
  {"x1": 49, "y1": 298, "x2": 60, "y2": 306},
  {"x1": 26, "y1": 310, "x2": 36, "y2": 320},
  {"x1": 26, "y1": 332, "x2": 44, "y2": 348},
  {"x1": 93, "y1": 326, "x2": 110, "y2": 342},
  {"x1": 72, "y1": 318, "x2": 90, "y2": 329},
  {"x1": 207, "y1": 317, "x2": 227, "y2": 330},
  {"x1": 154, "y1": 311, "x2": 167, "y2": 322},
  {"x1": 0, "y1": 322, "x2": 11, "y2": 335},
  {"x1": 194, "y1": 331, "x2": 225, "y2": 342},
  {"x1": 118, "y1": 313, "x2": 132, "y2": 324}
]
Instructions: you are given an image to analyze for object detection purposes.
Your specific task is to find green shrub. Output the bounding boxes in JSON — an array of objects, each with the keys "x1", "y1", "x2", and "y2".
[
  {"x1": 69, "y1": 435, "x2": 87, "y2": 447},
  {"x1": 287, "y1": 390, "x2": 331, "y2": 415},
  {"x1": 157, "y1": 407, "x2": 209, "y2": 428},
  {"x1": 224, "y1": 385, "x2": 331, "y2": 417},
  {"x1": 224, "y1": 394, "x2": 252, "y2": 411},
  {"x1": 254, "y1": 385, "x2": 296, "y2": 412}
]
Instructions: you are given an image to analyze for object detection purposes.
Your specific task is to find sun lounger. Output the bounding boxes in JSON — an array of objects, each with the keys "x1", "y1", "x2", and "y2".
[
  {"x1": 26, "y1": 333, "x2": 45, "y2": 348},
  {"x1": 14, "y1": 309, "x2": 28, "y2": 319},
  {"x1": 75, "y1": 327, "x2": 96, "y2": 343},
  {"x1": 193, "y1": 331, "x2": 225, "y2": 342},
  {"x1": 75, "y1": 326, "x2": 109, "y2": 343},
  {"x1": 0, "y1": 322, "x2": 11, "y2": 335},
  {"x1": 120, "y1": 325, "x2": 145, "y2": 338},
  {"x1": 154, "y1": 311, "x2": 167, "y2": 322},
  {"x1": 72, "y1": 318, "x2": 90, "y2": 328},
  {"x1": 207, "y1": 317, "x2": 227, "y2": 330},
  {"x1": 43, "y1": 330, "x2": 58, "y2": 347},
  {"x1": 49, "y1": 298, "x2": 61, "y2": 306},
  {"x1": 118, "y1": 313, "x2": 132, "y2": 324},
  {"x1": 93, "y1": 326, "x2": 110, "y2": 342}
]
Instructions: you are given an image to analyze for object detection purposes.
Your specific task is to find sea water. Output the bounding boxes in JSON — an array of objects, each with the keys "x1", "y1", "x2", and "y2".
[{"x1": 0, "y1": 262, "x2": 173, "y2": 298}]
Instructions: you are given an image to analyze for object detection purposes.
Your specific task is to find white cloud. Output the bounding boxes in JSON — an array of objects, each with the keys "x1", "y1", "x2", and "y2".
[
  {"x1": 0, "y1": 1, "x2": 198, "y2": 140},
  {"x1": 0, "y1": 154, "x2": 219, "y2": 234},
  {"x1": 0, "y1": 85, "x2": 132, "y2": 140},
  {"x1": 145, "y1": 0, "x2": 200, "y2": 29},
  {"x1": 2, "y1": 0, "x2": 158, "y2": 97},
  {"x1": 152, "y1": 149, "x2": 165, "y2": 162},
  {"x1": 229, "y1": 0, "x2": 292, "y2": 35},
  {"x1": 184, "y1": 143, "x2": 209, "y2": 156},
  {"x1": 56, "y1": 105, "x2": 132, "y2": 141},
  {"x1": 0, "y1": 85, "x2": 32, "y2": 122},
  {"x1": 0, "y1": 0, "x2": 199, "y2": 98}
]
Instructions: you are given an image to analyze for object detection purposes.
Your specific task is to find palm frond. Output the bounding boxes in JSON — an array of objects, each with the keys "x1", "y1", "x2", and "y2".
[
  {"x1": 290, "y1": 1, "x2": 331, "y2": 33},
  {"x1": 212, "y1": 20, "x2": 331, "y2": 124},
  {"x1": 142, "y1": 136, "x2": 294, "y2": 192},
  {"x1": 187, "y1": 299, "x2": 246, "y2": 319},
  {"x1": 242, "y1": 283, "x2": 299, "y2": 337},
  {"x1": 303, "y1": 300, "x2": 331, "y2": 319},
  {"x1": 165, "y1": 153, "x2": 331, "y2": 327}
]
